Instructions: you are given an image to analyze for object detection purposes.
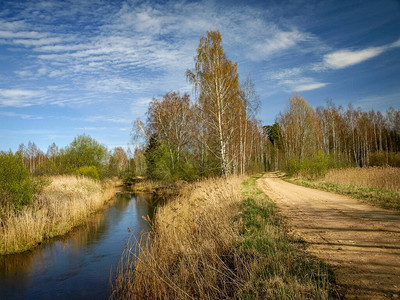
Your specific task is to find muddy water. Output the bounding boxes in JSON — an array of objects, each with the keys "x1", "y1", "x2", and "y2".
[{"x1": 0, "y1": 191, "x2": 157, "y2": 299}]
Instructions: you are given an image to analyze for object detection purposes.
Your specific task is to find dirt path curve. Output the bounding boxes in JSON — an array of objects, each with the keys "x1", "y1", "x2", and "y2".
[{"x1": 257, "y1": 173, "x2": 400, "y2": 299}]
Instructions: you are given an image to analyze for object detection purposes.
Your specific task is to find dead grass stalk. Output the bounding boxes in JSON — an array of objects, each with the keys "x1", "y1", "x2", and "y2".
[
  {"x1": 323, "y1": 167, "x2": 400, "y2": 193},
  {"x1": 0, "y1": 175, "x2": 120, "y2": 255},
  {"x1": 112, "y1": 176, "x2": 245, "y2": 299}
]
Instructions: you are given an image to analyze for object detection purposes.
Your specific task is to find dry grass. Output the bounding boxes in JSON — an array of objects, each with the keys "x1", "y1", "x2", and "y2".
[
  {"x1": 112, "y1": 176, "x2": 337, "y2": 299},
  {"x1": 0, "y1": 175, "x2": 121, "y2": 255},
  {"x1": 323, "y1": 167, "x2": 400, "y2": 193},
  {"x1": 130, "y1": 179, "x2": 158, "y2": 193},
  {"x1": 288, "y1": 167, "x2": 400, "y2": 210},
  {"x1": 113, "y1": 176, "x2": 245, "y2": 299}
]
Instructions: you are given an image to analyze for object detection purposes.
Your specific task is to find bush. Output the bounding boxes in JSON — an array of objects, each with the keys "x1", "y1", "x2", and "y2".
[
  {"x1": 75, "y1": 166, "x2": 100, "y2": 180},
  {"x1": 370, "y1": 151, "x2": 400, "y2": 167},
  {"x1": 287, "y1": 158, "x2": 301, "y2": 177},
  {"x1": 119, "y1": 169, "x2": 136, "y2": 183},
  {"x1": 286, "y1": 152, "x2": 337, "y2": 179},
  {"x1": 0, "y1": 151, "x2": 35, "y2": 208}
]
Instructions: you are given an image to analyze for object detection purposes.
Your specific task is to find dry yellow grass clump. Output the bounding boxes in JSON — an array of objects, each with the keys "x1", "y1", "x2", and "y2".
[
  {"x1": 324, "y1": 167, "x2": 400, "y2": 193},
  {"x1": 0, "y1": 175, "x2": 120, "y2": 255},
  {"x1": 113, "y1": 176, "x2": 245, "y2": 299}
]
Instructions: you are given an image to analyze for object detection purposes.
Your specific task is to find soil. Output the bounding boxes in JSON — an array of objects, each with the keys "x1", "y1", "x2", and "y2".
[{"x1": 257, "y1": 173, "x2": 400, "y2": 299}]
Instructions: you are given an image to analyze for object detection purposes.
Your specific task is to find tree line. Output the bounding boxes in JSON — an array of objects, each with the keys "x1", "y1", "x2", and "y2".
[
  {"x1": 12, "y1": 135, "x2": 134, "y2": 180},
  {"x1": 0, "y1": 135, "x2": 136, "y2": 208},
  {"x1": 265, "y1": 95, "x2": 400, "y2": 177},
  {"x1": 134, "y1": 30, "x2": 400, "y2": 181}
]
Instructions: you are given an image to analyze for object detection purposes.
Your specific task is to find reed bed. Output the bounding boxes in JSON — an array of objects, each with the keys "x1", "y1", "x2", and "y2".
[
  {"x1": 288, "y1": 166, "x2": 400, "y2": 210},
  {"x1": 113, "y1": 176, "x2": 244, "y2": 299},
  {"x1": 0, "y1": 175, "x2": 120, "y2": 255},
  {"x1": 112, "y1": 176, "x2": 337, "y2": 299},
  {"x1": 324, "y1": 167, "x2": 400, "y2": 193}
]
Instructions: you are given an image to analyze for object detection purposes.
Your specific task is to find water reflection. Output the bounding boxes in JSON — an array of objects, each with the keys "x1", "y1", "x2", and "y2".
[{"x1": 0, "y1": 191, "x2": 155, "y2": 300}]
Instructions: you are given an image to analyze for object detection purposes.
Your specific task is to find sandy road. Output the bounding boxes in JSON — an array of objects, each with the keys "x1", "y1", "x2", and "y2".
[{"x1": 257, "y1": 173, "x2": 400, "y2": 299}]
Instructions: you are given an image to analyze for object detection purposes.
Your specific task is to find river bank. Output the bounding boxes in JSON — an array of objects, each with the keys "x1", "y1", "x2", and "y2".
[
  {"x1": 0, "y1": 175, "x2": 121, "y2": 255},
  {"x1": 112, "y1": 175, "x2": 339, "y2": 299}
]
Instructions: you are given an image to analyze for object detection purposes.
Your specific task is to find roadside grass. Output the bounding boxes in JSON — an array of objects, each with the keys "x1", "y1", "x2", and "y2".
[
  {"x1": 287, "y1": 167, "x2": 400, "y2": 210},
  {"x1": 240, "y1": 176, "x2": 338, "y2": 299},
  {"x1": 324, "y1": 167, "x2": 400, "y2": 193},
  {"x1": 112, "y1": 175, "x2": 339, "y2": 299},
  {"x1": 0, "y1": 175, "x2": 120, "y2": 255}
]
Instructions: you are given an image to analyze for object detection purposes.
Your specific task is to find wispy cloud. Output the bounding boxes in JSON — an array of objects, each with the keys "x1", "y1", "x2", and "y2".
[
  {"x1": 295, "y1": 82, "x2": 328, "y2": 92},
  {"x1": 252, "y1": 30, "x2": 310, "y2": 59},
  {"x1": 323, "y1": 47, "x2": 386, "y2": 69},
  {"x1": 266, "y1": 36, "x2": 400, "y2": 93},
  {"x1": 0, "y1": 0, "x2": 318, "y2": 109},
  {"x1": 322, "y1": 38, "x2": 400, "y2": 70},
  {"x1": 85, "y1": 115, "x2": 131, "y2": 124},
  {"x1": 0, "y1": 89, "x2": 46, "y2": 107},
  {"x1": 0, "y1": 111, "x2": 43, "y2": 119},
  {"x1": 280, "y1": 78, "x2": 328, "y2": 92}
]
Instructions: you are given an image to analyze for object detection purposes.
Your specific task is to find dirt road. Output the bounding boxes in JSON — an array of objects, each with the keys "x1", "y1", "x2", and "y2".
[{"x1": 257, "y1": 173, "x2": 400, "y2": 299}]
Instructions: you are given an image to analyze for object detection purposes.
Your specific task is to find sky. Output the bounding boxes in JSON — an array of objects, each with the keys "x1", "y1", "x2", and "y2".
[{"x1": 0, "y1": 0, "x2": 399, "y2": 152}]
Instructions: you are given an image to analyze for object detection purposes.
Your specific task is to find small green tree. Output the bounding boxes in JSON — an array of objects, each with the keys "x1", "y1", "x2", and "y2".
[
  {"x1": 63, "y1": 135, "x2": 109, "y2": 178},
  {"x1": 144, "y1": 134, "x2": 160, "y2": 180},
  {"x1": 75, "y1": 166, "x2": 100, "y2": 180},
  {"x1": 0, "y1": 151, "x2": 35, "y2": 208}
]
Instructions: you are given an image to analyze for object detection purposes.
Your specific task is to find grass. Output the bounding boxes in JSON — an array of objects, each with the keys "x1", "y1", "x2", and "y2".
[
  {"x1": 288, "y1": 167, "x2": 400, "y2": 210},
  {"x1": 0, "y1": 175, "x2": 121, "y2": 255},
  {"x1": 239, "y1": 176, "x2": 338, "y2": 299},
  {"x1": 324, "y1": 167, "x2": 400, "y2": 193},
  {"x1": 112, "y1": 176, "x2": 339, "y2": 299},
  {"x1": 112, "y1": 176, "x2": 244, "y2": 299}
]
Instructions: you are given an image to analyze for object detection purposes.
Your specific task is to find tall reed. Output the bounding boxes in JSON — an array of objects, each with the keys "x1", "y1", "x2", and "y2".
[
  {"x1": 0, "y1": 175, "x2": 120, "y2": 255},
  {"x1": 113, "y1": 176, "x2": 244, "y2": 299},
  {"x1": 323, "y1": 167, "x2": 400, "y2": 193}
]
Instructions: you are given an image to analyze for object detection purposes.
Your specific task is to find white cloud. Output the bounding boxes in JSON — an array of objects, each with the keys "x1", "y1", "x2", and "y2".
[
  {"x1": 13, "y1": 37, "x2": 64, "y2": 46},
  {"x1": 0, "y1": 30, "x2": 48, "y2": 39},
  {"x1": 0, "y1": 111, "x2": 43, "y2": 119},
  {"x1": 0, "y1": 89, "x2": 46, "y2": 107},
  {"x1": 295, "y1": 82, "x2": 327, "y2": 92},
  {"x1": 75, "y1": 127, "x2": 108, "y2": 131},
  {"x1": 391, "y1": 38, "x2": 400, "y2": 48},
  {"x1": 268, "y1": 67, "x2": 303, "y2": 80},
  {"x1": 280, "y1": 78, "x2": 328, "y2": 92},
  {"x1": 85, "y1": 115, "x2": 131, "y2": 124},
  {"x1": 0, "y1": 0, "x2": 323, "y2": 107},
  {"x1": 323, "y1": 47, "x2": 385, "y2": 69},
  {"x1": 253, "y1": 30, "x2": 309, "y2": 59}
]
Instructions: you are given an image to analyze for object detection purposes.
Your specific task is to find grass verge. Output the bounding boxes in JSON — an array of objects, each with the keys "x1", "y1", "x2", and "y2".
[
  {"x1": 240, "y1": 176, "x2": 338, "y2": 299},
  {"x1": 287, "y1": 178, "x2": 400, "y2": 211},
  {"x1": 112, "y1": 176, "x2": 339, "y2": 299},
  {"x1": 0, "y1": 175, "x2": 121, "y2": 255}
]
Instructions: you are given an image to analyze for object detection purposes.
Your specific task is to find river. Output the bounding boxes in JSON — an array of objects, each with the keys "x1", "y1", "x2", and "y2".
[{"x1": 0, "y1": 190, "x2": 157, "y2": 299}]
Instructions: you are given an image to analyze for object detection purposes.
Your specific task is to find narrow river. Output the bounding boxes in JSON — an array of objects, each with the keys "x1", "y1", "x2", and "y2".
[{"x1": 0, "y1": 190, "x2": 157, "y2": 299}]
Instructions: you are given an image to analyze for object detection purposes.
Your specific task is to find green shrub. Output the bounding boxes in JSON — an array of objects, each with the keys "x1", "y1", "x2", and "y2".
[
  {"x1": 286, "y1": 152, "x2": 336, "y2": 179},
  {"x1": 0, "y1": 151, "x2": 35, "y2": 208},
  {"x1": 119, "y1": 169, "x2": 136, "y2": 183},
  {"x1": 370, "y1": 151, "x2": 400, "y2": 167},
  {"x1": 286, "y1": 158, "x2": 301, "y2": 177},
  {"x1": 75, "y1": 166, "x2": 100, "y2": 180}
]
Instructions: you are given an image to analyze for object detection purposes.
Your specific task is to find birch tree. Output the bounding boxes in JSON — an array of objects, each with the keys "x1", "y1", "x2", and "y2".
[{"x1": 186, "y1": 30, "x2": 242, "y2": 177}]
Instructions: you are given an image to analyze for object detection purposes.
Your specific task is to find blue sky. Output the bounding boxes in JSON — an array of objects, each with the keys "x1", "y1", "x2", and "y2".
[{"x1": 0, "y1": 0, "x2": 399, "y2": 152}]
